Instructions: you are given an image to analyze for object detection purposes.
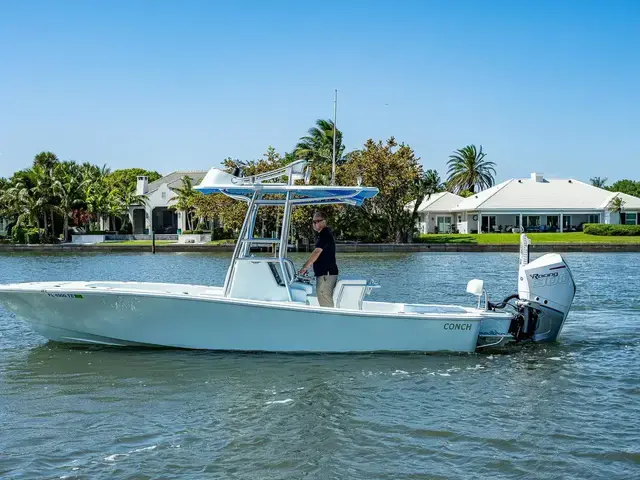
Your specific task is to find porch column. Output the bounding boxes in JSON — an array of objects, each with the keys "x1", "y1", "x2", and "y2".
[
  {"x1": 145, "y1": 205, "x2": 152, "y2": 232},
  {"x1": 560, "y1": 213, "x2": 563, "y2": 233},
  {"x1": 478, "y1": 212, "x2": 482, "y2": 234},
  {"x1": 519, "y1": 213, "x2": 523, "y2": 232}
]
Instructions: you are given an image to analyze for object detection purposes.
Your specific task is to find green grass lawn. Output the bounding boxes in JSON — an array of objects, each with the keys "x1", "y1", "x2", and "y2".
[
  {"x1": 417, "y1": 232, "x2": 640, "y2": 244},
  {"x1": 206, "y1": 239, "x2": 235, "y2": 245}
]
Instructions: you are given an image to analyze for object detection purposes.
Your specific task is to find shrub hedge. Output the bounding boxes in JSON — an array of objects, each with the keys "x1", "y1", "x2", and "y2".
[
  {"x1": 583, "y1": 223, "x2": 640, "y2": 236},
  {"x1": 11, "y1": 226, "x2": 41, "y2": 244}
]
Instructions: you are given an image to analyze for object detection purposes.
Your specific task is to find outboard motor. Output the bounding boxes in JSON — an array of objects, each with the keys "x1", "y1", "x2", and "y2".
[{"x1": 509, "y1": 235, "x2": 576, "y2": 343}]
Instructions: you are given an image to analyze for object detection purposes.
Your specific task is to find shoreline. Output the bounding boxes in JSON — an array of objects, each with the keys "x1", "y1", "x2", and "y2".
[{"x1": 1, "y1": 243, "x2": 639, "y2": 253}]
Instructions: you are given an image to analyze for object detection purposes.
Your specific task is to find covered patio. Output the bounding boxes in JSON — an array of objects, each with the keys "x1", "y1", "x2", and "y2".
[{"x1": 474, "y1": 212, "x2": 602, "y2": 233}]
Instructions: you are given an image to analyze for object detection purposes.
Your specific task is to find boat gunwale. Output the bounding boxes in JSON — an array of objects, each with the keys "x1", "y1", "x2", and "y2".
[{"x1": 0, "y1": 281, "x2": 511, "y2": 322}]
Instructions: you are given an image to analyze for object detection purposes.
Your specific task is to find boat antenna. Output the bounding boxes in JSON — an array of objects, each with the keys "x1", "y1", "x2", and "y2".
[{"x1": 331, "y1": 89, "x2": 337, "y2": 186}]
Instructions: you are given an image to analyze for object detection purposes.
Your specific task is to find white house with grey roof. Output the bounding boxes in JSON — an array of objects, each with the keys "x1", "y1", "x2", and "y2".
[
  {"x1": 130, "y1": 171, "x2": 208, "y2": 234},
  {"x1": 414, "y1": 172, "x2": 640, "y2": 234}
]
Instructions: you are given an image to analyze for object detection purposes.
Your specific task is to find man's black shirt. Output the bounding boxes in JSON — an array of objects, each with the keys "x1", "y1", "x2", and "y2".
[{"x1": 313, "y1": 227, "x2": 338, "y2": 277}]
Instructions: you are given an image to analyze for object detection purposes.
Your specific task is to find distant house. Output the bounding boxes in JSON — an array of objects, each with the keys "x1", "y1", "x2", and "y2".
[
  {"x1": 130, "y1": 171, "x2": 208, "y2": 234},
  {"x1": 408, "y1": 192, "x2": 464, "y2": 234},
  {"x1": 413, "y1": 172, "x2": 640, "y2": 234}
]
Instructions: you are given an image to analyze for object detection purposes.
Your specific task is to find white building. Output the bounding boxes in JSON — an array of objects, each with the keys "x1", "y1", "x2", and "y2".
[
  {"x1": 130, "y1": 171, "x2": 207, "y2": 234},
  {"x1": 415, "y1": 173, "x2": 640, "y2": 234},
  {"x1": 0, "y1": 217, "x2": 8, "y2": 237}
]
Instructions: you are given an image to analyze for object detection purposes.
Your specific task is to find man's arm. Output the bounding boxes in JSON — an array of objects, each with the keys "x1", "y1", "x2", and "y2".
[{"x1": 299, "y1": 247, "x2": 323, "y2": 274}]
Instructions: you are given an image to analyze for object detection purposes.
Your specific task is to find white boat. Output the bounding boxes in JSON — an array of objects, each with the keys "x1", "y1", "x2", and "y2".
[{"x1": 0, "y1": 160, "x2": 576, "y2": 353}]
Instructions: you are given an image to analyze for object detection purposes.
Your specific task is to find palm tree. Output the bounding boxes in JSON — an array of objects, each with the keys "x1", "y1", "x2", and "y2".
[
  {"x1": 114, "y1": 188, "x2": 147, "y2": 231},
  {"x1": 52, "y1": 163, "x2": 83, "y2": 241},
  {"x1": 81, "y1": 163, "x2": 111, "y2": 231},
  {"x1": 407, "y1": 169, "x2": 444, "y2": 240},
  {"x1": 446, "y1": 145, "x2": 496, "y2": 194},
  {"x1": 32, "y1": 164, "x2": 56, "y2": 238},
  {"x1": 33, "y1": 151, "x2": 59, "y2": 170},
  {"x1": 294, "y1": 119, "x2": 345, "y2": 166},
  {"x1": 171, "y1": 176, "x2": 198, "y2": 231},
  {"x1": 608, "y1": 196, "x2": 625, "y2": 223},
  {"x1": 590, "y1": 176, "x2": 608, "y2": 188}
]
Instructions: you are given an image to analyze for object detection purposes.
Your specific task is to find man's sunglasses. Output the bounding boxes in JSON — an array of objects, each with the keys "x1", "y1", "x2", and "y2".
[{"x1": 312, "y1": 219, "x2": 324, "y2": 224}]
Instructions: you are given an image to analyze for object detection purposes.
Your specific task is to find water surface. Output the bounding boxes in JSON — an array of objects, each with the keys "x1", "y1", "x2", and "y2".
[{"x1": 1, "y1": 252, "x2": 638, "y2": 479}]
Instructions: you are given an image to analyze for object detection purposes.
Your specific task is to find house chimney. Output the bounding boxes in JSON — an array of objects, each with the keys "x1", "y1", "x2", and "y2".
[
  {"x1": 136, "y1": 176, "x2": 148, "y2": 195},
  {"x1": 531, "y1": 172, "x2": 544, "y2": 183}
]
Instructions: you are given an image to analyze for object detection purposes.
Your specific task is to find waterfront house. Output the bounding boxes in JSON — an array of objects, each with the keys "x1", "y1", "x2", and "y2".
[
  {"x1": 129, "y1": 171, "x2": 207, "y2": 234},
  {"x1": 414, "y1": 173, "x2": 640, "y2": 234}
]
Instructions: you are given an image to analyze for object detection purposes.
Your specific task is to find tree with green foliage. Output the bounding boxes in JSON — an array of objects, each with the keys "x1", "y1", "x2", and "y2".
[
  {"x1": 590, "y1": 176, "x2": 608, "y2": 188},
  {"x1": 608, "y1": 179, "x2": 640, "y2": 198},
  {"x1": 52, "y1": 162, "x2": 84, "y2": 241},
  {"x1": 446, "y1": 145, "x2": 496, "y2": 194},
  {"x1": 608, "y1": 196, "x2": 626, "y2": 223},
  {"x1": 294, "y1": 119, "x2": 346, "y2": 172},
  {"x1": 339, "y1": 137, "x2": 422, "y2": 242},
  {"x1": 406, "y1": 169, "x2": 444, "y2": 240},
  {"x1": 170, "y1": 176, "x2": 199, "y2": 231},
  {"x1": 105, "y1": 168, "x2": 161, "y2": 193}
]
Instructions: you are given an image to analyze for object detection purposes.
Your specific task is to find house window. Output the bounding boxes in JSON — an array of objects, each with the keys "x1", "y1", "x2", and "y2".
[
  {"x1": 588, "y1": 214, "x2": 600, "y2": 224},
  {"x1": 436, "y1": 216, "x2": 452, "y2": 233},
  {"x1": 523, "y1": 216, "x2": 540, "y2": 228},
  {"x1": 626, "y1": 213, "x2": 638, "y2": 225},
  {"x1": 161, "y1": 192, "x2": 166, "y2": 200}
]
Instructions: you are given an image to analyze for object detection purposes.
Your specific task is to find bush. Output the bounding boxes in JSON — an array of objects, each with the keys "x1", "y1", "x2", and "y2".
[
  {"x1": 11, "y1": 226, "x2": 41, "y2": 244},
  {"x1": 583, "y1": 223, "x2": 640, "y2": 236},
  {"x1": 182, "y1": 229, "x2": 205, "y2": 235},
  {"x1": 211, "y1": 227, "x2": 235, "y2": 240}
]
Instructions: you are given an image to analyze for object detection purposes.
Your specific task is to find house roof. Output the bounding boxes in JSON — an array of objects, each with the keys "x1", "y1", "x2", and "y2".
[
  {"x1": 410, "y1": 191, "x2": 464, "y2": 212},
  {"x1": 147, "y1": 171, "x2": 208, "y2": 193},
  {"x1": 452, "y1": 174, "x2": 640, "y2": 212}
]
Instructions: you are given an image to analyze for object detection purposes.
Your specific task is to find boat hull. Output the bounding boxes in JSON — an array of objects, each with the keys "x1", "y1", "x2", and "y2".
[{"x1": 0, "y1": 283, "x2": 493, "y2": 353}]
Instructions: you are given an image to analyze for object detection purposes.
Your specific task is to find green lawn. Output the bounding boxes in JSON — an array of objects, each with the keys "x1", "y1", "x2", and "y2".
[
  {"x1": 417, "y1": 232, "x2": 640, "y2": 245},
  {"x1": 207, "y1": 239, "x2": 235, "y2": 245}
]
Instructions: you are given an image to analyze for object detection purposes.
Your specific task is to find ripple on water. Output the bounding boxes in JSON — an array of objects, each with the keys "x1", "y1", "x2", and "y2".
[{"x1": 1, "y1": 252, "x2": 639, "y2": 479}]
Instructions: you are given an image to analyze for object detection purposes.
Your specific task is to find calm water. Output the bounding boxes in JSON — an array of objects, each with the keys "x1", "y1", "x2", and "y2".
[{"x1": 0, "y1": 252, "x2": 639, "y2": 479}]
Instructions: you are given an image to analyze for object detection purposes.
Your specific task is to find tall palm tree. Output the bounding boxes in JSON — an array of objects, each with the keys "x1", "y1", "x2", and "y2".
[
  {"x1": 171, "y1": 176, "x2": 198, "y2": 231},
  {"x1": 446, "y1": 145, "x2": 496, "y2": 194},
  {"x1": 52, "y1": 163, "x2": 83, "y2": 241},
  {"x1": 33, "y1": 151, "x2": 59, "y2": 171},
  {"x1": 81, "y1": 163, "x2": 111, "y2": 231},
  {"x1": 590, "y1": 176, "x2": 608, "y2": 188},
  {"x1": 608, "y1": 196, "x2": 625, "y2": 223},
  {"x1": 294, "y1": 119, "x2": 345, "y2": 166},
  {"x1": 408, "y1": 169, "x2": 444, "y2": 239},
  {"x1": 32, "y1": 164, "x2": 56, "y2": 238}
]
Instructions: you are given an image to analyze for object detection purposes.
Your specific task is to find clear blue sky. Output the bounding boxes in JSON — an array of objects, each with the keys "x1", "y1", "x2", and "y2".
[{"x1": 1, "y1": 0, "x2": 638, "y2": 183}]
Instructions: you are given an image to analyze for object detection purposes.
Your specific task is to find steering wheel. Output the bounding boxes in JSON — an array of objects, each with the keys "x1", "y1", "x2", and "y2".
[{"x1": 294, "y1": 273, "x2": 312, "y2": 284}]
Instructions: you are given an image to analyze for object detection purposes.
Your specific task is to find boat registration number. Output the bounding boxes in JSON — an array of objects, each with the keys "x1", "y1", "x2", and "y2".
[{"x1": 42, "y1": 291, "x2": 84, "y2": 299}]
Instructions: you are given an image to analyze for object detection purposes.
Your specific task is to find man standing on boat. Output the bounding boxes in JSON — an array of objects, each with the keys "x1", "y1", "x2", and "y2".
[{"x1": 299, "y1": 211, "x2": 338, "y2": 307}]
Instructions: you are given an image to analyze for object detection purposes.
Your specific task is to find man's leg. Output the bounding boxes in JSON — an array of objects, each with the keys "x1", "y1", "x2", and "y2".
[{"x1": 316, "y1": 274, "x2": 338, "y2": 307}]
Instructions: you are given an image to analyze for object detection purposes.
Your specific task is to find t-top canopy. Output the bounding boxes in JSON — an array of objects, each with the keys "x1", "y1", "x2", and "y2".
[{"x1": 194, "y1": 164, "x2": 378, "y2": 206}]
